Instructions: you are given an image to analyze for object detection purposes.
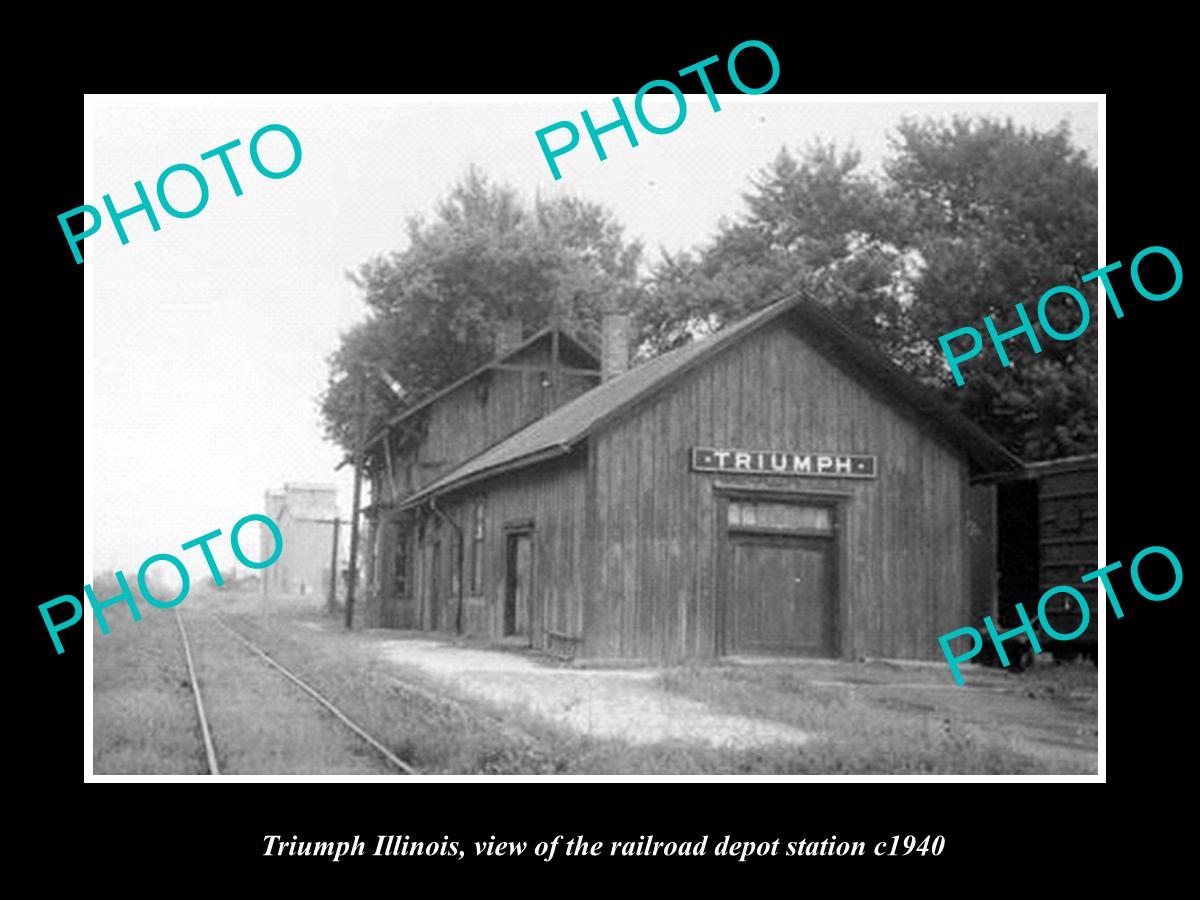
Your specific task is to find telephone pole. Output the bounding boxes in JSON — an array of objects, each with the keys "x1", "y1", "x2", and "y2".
[{"x1": 345, "y1": 367, "x2": 367, "y2": 629}]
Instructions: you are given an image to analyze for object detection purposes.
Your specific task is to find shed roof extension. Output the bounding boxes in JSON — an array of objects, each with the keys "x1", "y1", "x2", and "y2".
[{"x1": 401, "y1": 294, "x2": 1023, "y2": 506}]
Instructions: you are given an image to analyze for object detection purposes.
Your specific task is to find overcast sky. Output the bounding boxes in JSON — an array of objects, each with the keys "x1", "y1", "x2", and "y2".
[{"x1": 87, "y1": 96, "x2": 1098, "y2": 571}]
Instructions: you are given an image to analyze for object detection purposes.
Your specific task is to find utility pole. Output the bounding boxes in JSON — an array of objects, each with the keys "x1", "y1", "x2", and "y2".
[{"x1": 345, "y1": 366, "x2": 367, "y2": 629}]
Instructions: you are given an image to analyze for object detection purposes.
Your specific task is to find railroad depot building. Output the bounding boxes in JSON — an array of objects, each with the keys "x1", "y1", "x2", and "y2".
[{"x1": 358, "y1": 296, "x2": 1025, "y2": 662}]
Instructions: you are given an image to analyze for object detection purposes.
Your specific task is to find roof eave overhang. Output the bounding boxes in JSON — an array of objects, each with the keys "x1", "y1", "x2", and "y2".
[{"x1": 398, "y1": 441, "x2": 577, "y2": 510}]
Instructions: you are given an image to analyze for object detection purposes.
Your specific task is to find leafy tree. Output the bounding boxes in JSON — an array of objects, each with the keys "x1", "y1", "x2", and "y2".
[
  {"x1": 883, "y1": 117, "x2": 1098, "y2": 460},
  {"x1": 321, "y1": 168, "x2": 644, "y2": 452},
  {"x1": 643, "y1": 143, "x2": 909, "y2": 357},
  {"x1": 639, "y1": 118, "x2": 1098, "y2": 460}
]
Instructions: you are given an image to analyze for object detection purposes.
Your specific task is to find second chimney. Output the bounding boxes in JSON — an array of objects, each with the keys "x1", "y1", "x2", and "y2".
[
  {"x1": 601, "y1": 313, "x2": 630, "y2": 381},
  {"x1": 494, "y1": 319, "x2": 523, "y2": 357}
]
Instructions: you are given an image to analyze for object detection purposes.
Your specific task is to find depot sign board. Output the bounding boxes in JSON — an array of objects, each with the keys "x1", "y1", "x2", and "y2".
[{"x1": 691, "y1": 447, "x2": 877, "y2": 479}]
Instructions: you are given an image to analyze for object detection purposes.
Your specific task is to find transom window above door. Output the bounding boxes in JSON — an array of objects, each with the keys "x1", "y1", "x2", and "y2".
[{"x1": 727, "y1": 500, "x2": 834, "y2": 536}]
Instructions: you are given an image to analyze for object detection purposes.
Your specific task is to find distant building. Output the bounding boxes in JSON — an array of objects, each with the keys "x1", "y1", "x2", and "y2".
[{"x1": 263, "y1": 483, "x2": 340, "y2": 597}]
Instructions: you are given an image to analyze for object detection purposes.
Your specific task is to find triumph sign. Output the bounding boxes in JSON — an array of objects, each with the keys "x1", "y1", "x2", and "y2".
[{"x1": 690, "y1": 447, "x2": 877, "y2": 479}]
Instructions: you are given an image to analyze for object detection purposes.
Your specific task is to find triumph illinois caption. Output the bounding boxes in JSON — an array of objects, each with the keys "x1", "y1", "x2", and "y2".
[{"x1": 262, "y1": 833, "x2": 945, "y2": 862}]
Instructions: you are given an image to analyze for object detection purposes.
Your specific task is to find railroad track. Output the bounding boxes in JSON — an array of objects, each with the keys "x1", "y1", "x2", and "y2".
[{"x1": 173, "y1": 609, "x2": 419, "y2": 776}]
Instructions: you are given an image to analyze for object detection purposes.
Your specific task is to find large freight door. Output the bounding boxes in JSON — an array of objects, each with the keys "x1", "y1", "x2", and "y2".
[{"x1": 721, "y1": 499, "x2": 838, "y2": 656}]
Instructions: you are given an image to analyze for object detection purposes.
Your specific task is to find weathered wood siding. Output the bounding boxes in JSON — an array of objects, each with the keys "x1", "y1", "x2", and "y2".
[
  {"x1": 369, "y1": 514, "x2": 419, "y2": 629},
  {"x1": 407, "y1": 344, "x2": 597, "y2": 493},
  {"x1": 417, "y1": 452, "x2": 589, "y2": 647},
  {"x1": 368, "y1": 344, "x2": 597, "y2": 506},
  {"x1": 586, "y1": 320, "x2": 973, "y2": 661},
  {"x1": 363, "y1": 337, "x2": 598, "y2": 623},
  {"x1": 1034, "y1": 457, "x2": 1098, "y2": 632},
  {"x1": 1036, "y1": 458, "x2": 1098, "y2": 592}
]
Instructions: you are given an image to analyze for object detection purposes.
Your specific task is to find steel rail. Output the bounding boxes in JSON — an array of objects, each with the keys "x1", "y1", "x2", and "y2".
[
  {"x1": 211, "y1": 614, "x2": 419, "y2": 775},
  {"x1": 175, "y1": 609, "x2": 221, "y2": 775}
]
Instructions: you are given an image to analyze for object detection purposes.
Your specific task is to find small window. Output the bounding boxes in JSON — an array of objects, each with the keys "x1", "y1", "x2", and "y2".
[
  {"x1": 471, "y1": 498, "x2": 485, "y2": 594},
  {"x1": 450, "y1": 529, "x2": 461, "y2": 598},
  {"x1": 369, "y1": 523, "x2": 382, "y2": 586},
  {"x1": 393, "y1": 528, "x2": 409, "y2": 598},
  {"x1": 727, "y1": 500, "x2": 833, "y2": 535}
]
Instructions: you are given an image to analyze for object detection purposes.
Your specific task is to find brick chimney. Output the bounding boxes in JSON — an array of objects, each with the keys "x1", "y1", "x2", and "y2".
[
  {"x1": 601, "y1": 313, "x2": 630, "y2": 381},
  {"x1": 494, "y1": 319, "x2": 523, "y2": 357}
]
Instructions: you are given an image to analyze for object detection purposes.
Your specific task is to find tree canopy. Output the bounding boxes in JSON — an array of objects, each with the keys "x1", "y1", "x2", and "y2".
[
  {"x1": 320, "y1": 168, "x2": 644, "y2": 451},
  {"x1": 324, "y1": 118, "x2": 1097, "y2": 463},
  {"x1": 641, "y1": 117, "x2": 1098, "y2": 460}
]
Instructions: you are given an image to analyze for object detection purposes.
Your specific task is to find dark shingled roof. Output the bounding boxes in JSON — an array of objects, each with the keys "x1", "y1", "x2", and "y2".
[{"x1": 402, "y1": 294, "x2": 1022, "y2": 507}]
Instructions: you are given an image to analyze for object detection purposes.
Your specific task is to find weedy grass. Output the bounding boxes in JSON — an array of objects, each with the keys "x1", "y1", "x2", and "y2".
[
  {"x1": 224, "y1": 608, "x2": 1094, "y2": 775},
  {"x1": 92, "y1": 587, "x2": 1097, "y2": 776},
  {"x1": 656, "y1": 663, "x2": 1097, "y2": 774},
  {"x1": 92, "y1": 611, "x2": 208, "y2": 774}
]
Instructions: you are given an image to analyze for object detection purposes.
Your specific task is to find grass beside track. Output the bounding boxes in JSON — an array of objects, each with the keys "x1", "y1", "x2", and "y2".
[
  {"x1": 93, "y1": 586, "x2": 1097, "y2": 775},
  {"x1": 93, "y1": 608, "x2": 208, "y2": 774}
]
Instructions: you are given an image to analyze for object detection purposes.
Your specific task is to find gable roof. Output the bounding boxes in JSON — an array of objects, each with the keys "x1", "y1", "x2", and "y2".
[
  {"x1": 401, "y1": 294, "x2": 1023, "y2": 506},
  {"x1": 340, "y1": 325, "x2": 600, "y2": 467}
]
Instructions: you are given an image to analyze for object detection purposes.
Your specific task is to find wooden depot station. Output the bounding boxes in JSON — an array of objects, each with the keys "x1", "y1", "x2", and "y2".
[{"x1": 354, "y1": 295, "x2": 1094, "y2": 663}]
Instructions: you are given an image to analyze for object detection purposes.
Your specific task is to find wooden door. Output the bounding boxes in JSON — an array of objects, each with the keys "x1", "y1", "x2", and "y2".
[
  {"x1": 725, "y1": 534, "x2": 835, "y2": 656},
  {"x1": 504, "y1": 532, "x2": 532, "y2": 639}
]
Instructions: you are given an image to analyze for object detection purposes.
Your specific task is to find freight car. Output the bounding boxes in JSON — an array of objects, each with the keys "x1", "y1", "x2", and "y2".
[{"x1": 971, "y1": 453, "x2": 1098, "y2": 670}]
